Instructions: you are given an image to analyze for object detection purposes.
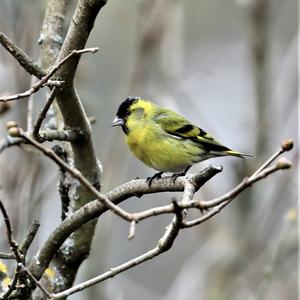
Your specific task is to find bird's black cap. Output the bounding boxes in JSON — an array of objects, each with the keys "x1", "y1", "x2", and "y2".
[{"x1": 116, "y1": 97, "x2": 140, "y2": 119}]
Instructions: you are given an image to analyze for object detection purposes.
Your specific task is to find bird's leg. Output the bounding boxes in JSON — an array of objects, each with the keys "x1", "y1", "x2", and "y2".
[
  {"x1": 146, "y1": 171, "x2": 164, "y2": 187},
  {"x1": 171, "y1": 166, "x2": 191, "y2": 184}
]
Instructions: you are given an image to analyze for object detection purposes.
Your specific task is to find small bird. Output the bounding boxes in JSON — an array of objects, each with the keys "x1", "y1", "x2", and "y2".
[{"x1": 112, "y1": 97, "x2": 249, "y2": 185}]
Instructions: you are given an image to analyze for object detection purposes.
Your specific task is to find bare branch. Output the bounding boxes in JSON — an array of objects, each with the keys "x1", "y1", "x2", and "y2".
[
  {"x1": 20, "y1": 266, "x2": 52, "y2": 299},
  {"x1": 0, "y1": 221, "x2": 40, "y2": 262},
  {"x1": 0, "y1": 252, "x2": 15, "y2": 260},
  {"x1": 0, "y1": 47, "x2": 99, "y2": 103},
  {"x1": 0, "y1": 198, "x2": 22, "y2": 299},
  {"x1": 19, "y1": 220, "x2": 40, "y2": 260},
  {"x1": 37, "y1": 129, "x2": 84, "y2": 143},
  {"x1": 250, "y1": 139, "x2": 294, "y2": 178},
  {"x1": 27, "y1": 166, "x2": 220, "y2": 283},
  {"x1": 27, "y1": 76, "x2": 39, "y2": 132},
  {"x1": 182, "y1": 161, "x2": 291, "y2": 228},
  {"x1": 0, "y1": 268, "x2": 20, "y2": 300},
  {"x1": 0, "y1": 205, "x2": 40, "y2": 299},
  {"x1": 34, "y1": 142, "x2": 292, "y2": 298},
  {"x1": 15, "y1": 128, "x2": 133, "y2": 222},
  {"x1": 0, "y1": 199, "x2": 21, "y2": 263},
  {"x1": 49, "y1": 202, "x2": 183, "y2": 299},
  {"x1": 128, "y1": 220, "x2": 136, "y2": 240},
  {"x1": 39, "y1": 1, "x2": 107, "y2": 294},
  {"x1": 0, "y1": 32, "x2": 47, "y2": 78},
  {"x1": 32, "y1": 88, "x2": 58, "y2": 139}
]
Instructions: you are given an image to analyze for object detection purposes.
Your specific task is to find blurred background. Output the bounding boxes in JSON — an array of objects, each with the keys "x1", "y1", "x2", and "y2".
[{"x1": 0, "y1": 0, "x2": 298, "y2": 299}]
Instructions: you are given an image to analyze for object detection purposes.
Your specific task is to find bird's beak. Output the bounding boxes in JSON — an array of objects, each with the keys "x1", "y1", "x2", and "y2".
[{"x1": 111, "y1": 116, "x2": 124, "y2": 127}]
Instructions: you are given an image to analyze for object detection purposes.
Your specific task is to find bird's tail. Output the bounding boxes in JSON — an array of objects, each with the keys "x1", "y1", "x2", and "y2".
[{"x1": 225, "y1": 149, "x2": 253, "y2": 158}]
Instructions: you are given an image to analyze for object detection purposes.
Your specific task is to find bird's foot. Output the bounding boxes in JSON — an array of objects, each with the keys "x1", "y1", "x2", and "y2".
[
  {"x1": 171, "y1": 172, "x2": 185, "y2": 184},
  {"x1": 171, "y1": 166, "x2": 190, "y2": 184},
  {"x1": 146, "y1": 172, "x2": 164, "y2": 187}
]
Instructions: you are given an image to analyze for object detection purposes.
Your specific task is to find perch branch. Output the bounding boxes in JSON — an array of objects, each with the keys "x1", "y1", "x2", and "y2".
[
  {"x1": 27, "y1": 166, "x2": 220, "y2": 282},
  {"x1": 28, "y1": 140, "x2": 293, "y2": 298}
]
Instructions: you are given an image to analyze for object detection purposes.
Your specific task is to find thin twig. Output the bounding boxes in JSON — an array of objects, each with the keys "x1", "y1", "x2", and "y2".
[
  {"x1": 27, "y1": 76, "x2": 38, "y2": 131},
  {"x1": 47, "y1": 144, "x2": 293, "y2": 299},
  {"x1": 102, "y1": 146, "x2": 294, "y2": 234},
  {"x1": 0, "y1": 198, "x2": 21, "y2": 262},
  {"x1": 183, "y1": 160, "x2": 292, "y2": 228},
  {"x1": 49, "y1": 203, "x2": 183, "y2": 299},
  {"x1": 43, "y1": 80, "x2": 65, "y2": 88},
  {"x1": 0, "y1": 221, "x2": 40, "y2": 262},
  {"x1": 128, "y1": 220, "x2": 136, "y2": 240},
  {"x1": 0, "y1": 206, "x2": 40, "y2": 299},
  {"x1": 26, "y1": 165, "x2": 220, "y2": 284},
  {"x1": 0, "y1": 267, "x2": 21, "y2": 300},
  {"x1": 38, "y1": 129, "x2": 82, "y2": 143},
  {"x1": 19, "y1": 220, "x2": 40, "y2": 260},
  {"x1": 26, "y1": 140, "x2": 292, "y2": 299},
  {"x1": 0, "y1": 47, "x2": 99, "y2": 102},
  {"x1": 0, "y1": 252, "x2": 15, "y2": 259},
  {"x1": 32, "y1": 88, "x2": 57, "y2": 139},
  {"x1": 0, "y1": 32, "x2": 47, "y2": 78},
  {"x1": 122, "y1": 155, "x2": 291, "y2": 224},
  {"x1": 18, "y1": 128, "x2": 133, "y2": 222},
  {"x1": 0, "y1": 198, "x2": 22, "y2": 299},
  {"x1": 250, "y1": 139, "x2": 293, "y2": 178},
  {"x1": 250, "y1": 147, "x2": 283, "y2": 178},
  {"x1": 20, "y1": 266, "x2": 52, "y2": 299}
]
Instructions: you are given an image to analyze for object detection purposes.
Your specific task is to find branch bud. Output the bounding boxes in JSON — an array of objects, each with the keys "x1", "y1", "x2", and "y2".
[
  {"x1": 7, "y1": 122, "x2": 20, "y2": 137},
  {"x1": 281, "y1": 139, "x2": 294, "y2": 152},
  {"x1": 276, "y1": 157, "x2": 292, "y2": 170},
  {"x1": 6, "y1": 121, "x2": 18, "y2": 129}
]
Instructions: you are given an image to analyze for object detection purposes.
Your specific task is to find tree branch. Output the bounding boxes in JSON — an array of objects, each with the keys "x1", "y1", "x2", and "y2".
[
  {"x1": 26, "y1": 166, "x2": 220, "y2": 283},
  {"x1": 19, "y1": 221, "x2": 40, "y2": 261},
  {"x1": 49, "y1": 203, "x2": 183, "y2": 299},
  {"x1": 25, "y1": 140, "x2": 292, "y2": 298},
  {"x1": 182, "y1": 159, "x2": 292, "y2": 228},
  {"x1": 28, "y1": 0, "x2": 107, "y2": 296},
  {"x1": 0, "y1": 198, "x2": 23, "y2": 299},
  {"x1": 32, "y1": 88, "x2": 58, "y2": 139},
  {"x1": 0, "y1": 221, "x2": 40, "y2": 261},
  {"x1": 37, "y1": 129, "x2": 84, "y2": 143},
  {"x1": 15, "y1": 128, "x2": 134, "y2": 222},
  {"x1": 0, "y1": 47, "x2": 98, "y2": 102},
  {"x1": 0, "y1": 32, "x2": 47, "y2": 78}
]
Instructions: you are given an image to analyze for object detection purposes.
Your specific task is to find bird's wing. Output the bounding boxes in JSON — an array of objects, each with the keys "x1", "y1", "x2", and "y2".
[{"x1": 153, "y1": 109, "x2": 231, "y2": 152}]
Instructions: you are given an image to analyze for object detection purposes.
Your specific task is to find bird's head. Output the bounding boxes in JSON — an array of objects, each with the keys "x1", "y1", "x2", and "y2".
[{"x1": 111, "y1": 97, "x2": 155, "y2": 134}]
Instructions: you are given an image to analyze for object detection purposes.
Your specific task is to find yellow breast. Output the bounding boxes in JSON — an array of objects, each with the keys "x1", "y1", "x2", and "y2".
[{"x1": 125, "y1": 119, "x2": 201, "y2": 172}]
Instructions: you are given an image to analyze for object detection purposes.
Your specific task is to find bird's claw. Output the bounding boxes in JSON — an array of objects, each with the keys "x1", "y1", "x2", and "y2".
[
  {"x1": 146, "y1": 172, "x2": 164, "y2": 187},
  {"x1": 171, "y1": 172, "x2": 184, "y2": 184}
]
